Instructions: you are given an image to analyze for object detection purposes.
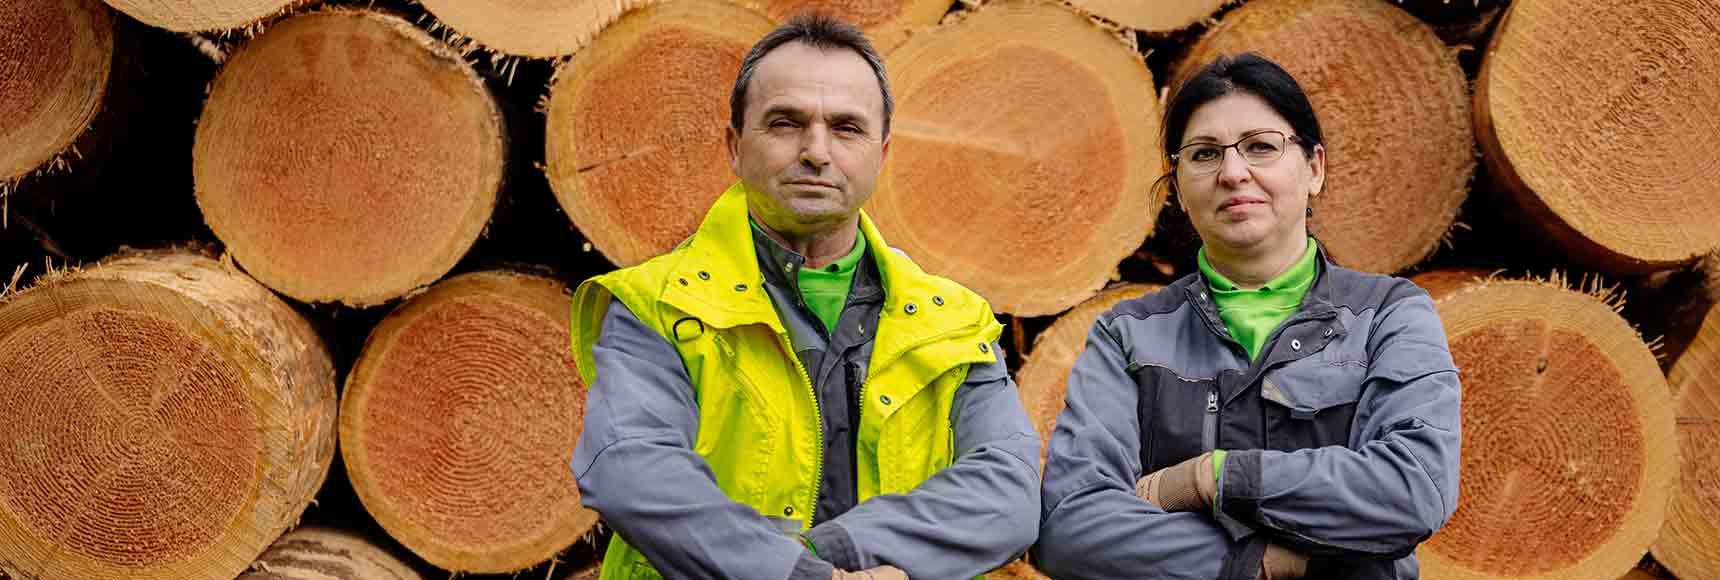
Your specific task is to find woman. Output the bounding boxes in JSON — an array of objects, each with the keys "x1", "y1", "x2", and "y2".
[{"x1": 1033, "y1": 53, "x2": 1461, "y2": 580}]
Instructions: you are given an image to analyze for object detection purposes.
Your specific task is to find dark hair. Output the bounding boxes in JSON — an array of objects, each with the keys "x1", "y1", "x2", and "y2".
[
  {"x1": 730, "y1": 13, "x2": 893, "y2": 138},
  {"x1": 1160, "y1": 53, "x2": 1323, "y2": 183}
]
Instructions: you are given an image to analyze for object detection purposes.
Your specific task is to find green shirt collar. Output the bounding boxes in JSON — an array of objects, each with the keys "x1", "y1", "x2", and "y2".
[{"x1": 1197, "y1": 237, "x2": 1318, "y2": 293}]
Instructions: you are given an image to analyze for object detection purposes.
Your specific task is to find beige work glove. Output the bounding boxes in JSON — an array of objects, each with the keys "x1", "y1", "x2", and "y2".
[
  {"x1": 831, "y1": 566, "x2": 908, "y2": 580},
  {"x1": 1134, "y1": 452, "x2": 1217, "y2": 512},
  {"x1": 1258, "y1": 543, "x2": 1310, "y2": 580}
]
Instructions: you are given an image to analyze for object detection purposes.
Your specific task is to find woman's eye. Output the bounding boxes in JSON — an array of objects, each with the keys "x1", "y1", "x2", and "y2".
[
  {"x1": 1247, "y1": 142, "x2": 1279, "y2": 154},
  {"x1": 1190, "y1": 147, "x2": 1219, "y2": 162}
]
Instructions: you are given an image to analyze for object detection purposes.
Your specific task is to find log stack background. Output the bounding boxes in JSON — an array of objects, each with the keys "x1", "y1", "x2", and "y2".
[{"x1": 2, "y1": 0, "x2": 1716, "y2": 578}]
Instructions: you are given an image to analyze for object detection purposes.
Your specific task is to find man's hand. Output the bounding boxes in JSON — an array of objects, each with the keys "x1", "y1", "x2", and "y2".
[
  {"x1": 1134, "y1": 452, "x2": 1216, "y2": 512},
  {"x1": 1258, "y1": 542, "x2": 1309, "y2": 580},
  {"x1": 832, "y1": 566, "x2": 908, "y2": 580}
]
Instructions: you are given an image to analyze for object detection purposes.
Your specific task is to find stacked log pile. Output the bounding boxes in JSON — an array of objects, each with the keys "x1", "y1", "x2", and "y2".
[{"x1": 2, "y1": 0, "x2": 1717, "y2": 577}]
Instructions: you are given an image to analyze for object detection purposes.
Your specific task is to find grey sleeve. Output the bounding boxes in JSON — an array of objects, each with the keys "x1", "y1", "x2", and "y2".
[
  {"x1": 571, "y1": 299, "x2": 834, "y2": 580},
  {"x1": 803, "y1": 344, "x2": 1042, "y2": 578},
  {"x1": 1216, "y1": 292, "x2": 1462, "y2": 560},
  {"x1": 1037, "y1": 320, "x2": 1262, "y2": 580}
]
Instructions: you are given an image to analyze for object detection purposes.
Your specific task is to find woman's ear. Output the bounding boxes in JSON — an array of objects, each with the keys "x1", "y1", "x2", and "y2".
[{"x1": 1307, "y1": 144, "x2": 1326, "y2": 197}]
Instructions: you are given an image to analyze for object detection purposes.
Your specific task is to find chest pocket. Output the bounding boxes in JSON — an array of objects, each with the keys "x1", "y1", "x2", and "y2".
[
  {"x1": 1260, "y1": 357, "x2": 1368, "y2": 451},
  {"x1": 1132, "y1": 362, "x2": 1219, "y2": 474}
]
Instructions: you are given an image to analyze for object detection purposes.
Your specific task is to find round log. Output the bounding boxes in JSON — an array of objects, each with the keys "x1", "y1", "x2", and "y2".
[
  {"x1": 1062, "y1": 0, "x2": 1227, "y2": 32},
  {"x1": 989, "y1": 559, "x2": 1051, "y2": 580},
  {"x1": 1173, "y1": 0, "x2": 1472, "y2": 276},
  {"x1": 544, "y1": 0, "x2": 774, "y2": 268},
  {"x1": 239, "y1": 526, "x2": 422, "y2": 580},
  {"x1": 194, "y1": 8, "x2": 503, "y2": 307},
  {"x1": 1656, "y1": 301, "x2": 1720, "y2": 580},
  {"x1": 1474, "y1": 0, "x2": 1720, "y2": 274},
  {"x1": 740, "y1": 0, "x2": 949, "y2": 50},
  {"x1": 341, "y1": 270, "x2": 598, "y2": 574},
  {"x1": 557, "y1": 561, "x2": 602, "y2": 580},
  {"x1": 101, "y1": 0, "x2": 312, "y2": 31},
  {"x1": 1015, "y1": 283, "x2": 1161, "y2": 460},
  {"x1": 418, "y1": 0, "x2": 648, "y2": 58},
  {"x1": 0, "y1": 250, "x2": 337, "y2": 580},
  {"x1": 870, "y1": 0, "x2": 1162, "y2": 316},
  {"x1": 1413, "y1": 276, "x2": 1676, "y2": 580},
  {"x1": 1, "y1": 0, "x2": 113, "y2": 184}
]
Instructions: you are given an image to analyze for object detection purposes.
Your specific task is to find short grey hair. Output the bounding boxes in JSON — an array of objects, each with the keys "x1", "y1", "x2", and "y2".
[{"x1": 729, "y1": 13, "x2": 893, "y2": 138}]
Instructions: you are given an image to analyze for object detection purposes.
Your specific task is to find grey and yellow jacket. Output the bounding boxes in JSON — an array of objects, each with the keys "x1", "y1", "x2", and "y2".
[{"x1": 1035, "y1": 252, "x2": 1461, "y2": 579}]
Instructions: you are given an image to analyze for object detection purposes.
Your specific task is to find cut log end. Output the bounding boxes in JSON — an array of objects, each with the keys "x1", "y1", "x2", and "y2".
[
  {"x1": 1476, "y1": 0, "x2": 1720, "y2": 274},
  {"x1": 1063, "y1": 0, "x2": 1228, "y2": 32},
  {"x1": 101, "y1": 0, "x2": 312, "y2": 32},
  {"x1": 747, "y1": 0, "x2": 949, "y2": 49},
  {"x1": 193, "y1": 8, "x2": 503, "y2": 307},
  {"x1": 0, "y1": 250, "x2": 336, "y2": 580},
  {"x1": 988, "y1": 559, "x2": 1051, "y2": 580},
  {"x1": 1175, "y1": 0, "x2": 1472, "y2": 276},
  {"x1": 1655, "y1": 303, "x2": 1720, "y2": 580},
  {"x1": 1419, "y1": 278, "x2": 1675, "y2": 580},
  {"x1": 342, "y1": 270, "x2": 598, "y2": 573},
  {"x1": 0, "y1": 0, "x2": 113, "y2": 182},
  {"x1": 240, "y1": 526, "x2": 423, "y2": 580},
  {"x1": 545, "y1": 0, "x2": 775, "y2": 268},
  {"x1": 419, "y1": 0, "x2": 647, "y2": 58},
  {"x1": 1016, "y1": 283, "x2": 1161, "y2": 462},
  {"x1": 871, "y1": 0, "x2": 1162, "y2": 316}
]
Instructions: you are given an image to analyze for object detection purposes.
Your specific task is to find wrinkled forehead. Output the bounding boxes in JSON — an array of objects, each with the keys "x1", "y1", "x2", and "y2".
[
  {"x1": 1182, "y1": 92, "x2": 1293, "y2": 144},
  {"x1": 746, "y1": 43, "x2": 884, "y2": 118}
]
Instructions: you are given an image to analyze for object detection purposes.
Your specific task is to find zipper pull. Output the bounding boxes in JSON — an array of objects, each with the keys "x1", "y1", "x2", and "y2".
[{"x1": 1206, "y1": 390, "x2": 1219, "y2": 413}]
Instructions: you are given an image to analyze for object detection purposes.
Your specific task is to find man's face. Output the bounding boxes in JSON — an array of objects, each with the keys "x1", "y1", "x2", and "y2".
[{"x1": 727, "y1": 42, "x2": 889, "y2": 235}]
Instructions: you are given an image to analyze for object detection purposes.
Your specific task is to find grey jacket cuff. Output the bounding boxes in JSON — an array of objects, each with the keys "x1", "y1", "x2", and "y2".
[
  {"x1": 1216, "y1": 448, "x2": 1264, "y2": 540},
  {"x1": 805, "y1": 521, "x2": 862, "y2": 571},
  {"x1": 1219, "y1": 536, "x2": 1269, "y2": 580},
  {"x1": 789, "y1": 549, "x2": 835, "y2": 580}
]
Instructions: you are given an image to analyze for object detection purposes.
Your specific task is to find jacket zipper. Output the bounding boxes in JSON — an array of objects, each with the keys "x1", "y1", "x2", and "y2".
[
  {"x1": 778, "y1": 332, "x2": 823, "y2": 528},
  {"x1": 1203, "y1": 387, "x2": 1219, "y2": 453}
]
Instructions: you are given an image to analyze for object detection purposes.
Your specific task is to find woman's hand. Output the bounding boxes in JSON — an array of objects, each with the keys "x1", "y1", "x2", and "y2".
[{"x1": 1135, "y1": 452, "x2": 1218, "y2": 512}]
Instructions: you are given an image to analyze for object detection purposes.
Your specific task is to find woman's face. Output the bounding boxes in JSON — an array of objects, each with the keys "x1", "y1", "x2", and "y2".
[{"x1": 1173, "y1": 92, "x2": 1324, "y2": 257}]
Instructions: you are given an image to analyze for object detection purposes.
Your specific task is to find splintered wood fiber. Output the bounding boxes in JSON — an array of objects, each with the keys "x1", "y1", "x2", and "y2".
[
  {"x1": 747, "y1": 0, "x2": 948, "y2": 49},
  {"x1": 1174, "y1": 0, "x2": 1472, "y2": 276},
  {"x1": 193, "y1": 8, "x2": 502, "y2": 307},
  {"x1": 557, "y1": 561, "x2": 602, "y2": 580},
  {"x1": 1655, "y1": 304, "x2": 1720, "y2": 580},
  {"x1": 1015, "y1": 283, "x2": 1160, "y2": 461},
  {"x1": 1062, "y1": 0, "x2": 1229, "y2": 32},
  {"x1": 101, "y1": 0, "x2": 315, "y2": 32},
  {"x1": 0, "y1": 0, "x2": 112, "y2": 181},
  {"x1": 239, "y1": 526, "x2": 421, "y2": 580},
  {"x1": 871, "y1": 0, "x2": 1161, "y2": 317},
  {"x1": 341, "y1": 271, "x2": 598, "y2": 574},
  {"x1": 545, "y1": 0, "x2": 774, "y2": 268},
  {"x1": 1476, "y1": 0, "x2": 1720, "y2": 274},
  {"x1": 0, "y1": 251, "x2": 337, "y2": 580},
  {"x1": 989, "y1": 559, "x2": 1051, "y2": 580},
  {"x1": 418, "y1": 0, "x2": 651, "y2": 58},
  {"x1": 1417, "y1": 280, "x2": 1676, "y2": 580}
]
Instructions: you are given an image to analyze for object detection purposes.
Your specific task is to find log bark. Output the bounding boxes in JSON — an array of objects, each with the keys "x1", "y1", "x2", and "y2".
[
  {"x1": 193, "y1": 8, "x2": 503, "y2": 307},
  {"x1": 419, "y1": 0, "x2": 650, "y2": 58},
  {"x1": 544, "y1": 0, "x2": 774, "y2": 268},
  {"x1": 340, "y1": 270, "x2": 599, "y2": 574},
  {"x1": 1655, "y1": 298, "x2": 1720, "y2": 580},
  {"x1": 1474, "y1": 0, "x2": 1720, "y2": 275},
  {"x1": 869, "y1": 0, "x2": 1162, "y2": 316},
  {"x1": 99, "y1": 0, "x2": 314, "y2": 31},
  {"x1": 1062, "y1": 0, "x2": 1228, "y2": 33},
  {"x1": 557, "y1": 560, "x2": 602, "y2": 580},
  {"x1": 1014, "y1": 283, "x2": 1160, "y2": 461},
  {"x1": 0, "y1": 249, "x2": 336, "y2": 580},
  {"x1": 239, "y1": 526, "x2": 422, "y2": 580},
  {"x1": 1, "y1": 0, "x2": 113, "y2": 185},
  {"x1": 1411, "y1": 274, "x2": 1676, "y2": 580},
  {"x1": 1173, "y1": 0, "x2": 1472, "y2": 277}
]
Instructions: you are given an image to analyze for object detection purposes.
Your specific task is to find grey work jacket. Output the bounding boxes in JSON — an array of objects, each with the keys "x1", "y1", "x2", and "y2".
[
  {"x1": 1036, "y1": 251, "x2": 1462, "y2": 580},
  {"x1": 572, "y1": 231, "x2": 1042, "y2": 580}
]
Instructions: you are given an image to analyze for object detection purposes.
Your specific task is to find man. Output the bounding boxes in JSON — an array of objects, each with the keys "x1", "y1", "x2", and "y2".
[{"x1": 568, "y1": 14, "x2": 1041, "y2": 580}]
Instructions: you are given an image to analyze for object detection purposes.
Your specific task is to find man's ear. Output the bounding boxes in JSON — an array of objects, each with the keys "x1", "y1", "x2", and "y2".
[{"x1": 725, "y1": 125, "x2": 741, "y2": 176}]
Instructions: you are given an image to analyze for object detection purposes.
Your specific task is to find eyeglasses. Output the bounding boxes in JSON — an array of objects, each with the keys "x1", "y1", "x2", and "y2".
[{"x1": 1169, "y1": 130, "x2": 1301, "y2": 177}]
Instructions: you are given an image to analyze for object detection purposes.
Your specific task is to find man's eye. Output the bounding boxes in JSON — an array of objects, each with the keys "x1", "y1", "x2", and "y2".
[{"x1": 770, "y1": 119, "x2": 799, "y2": 129}]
